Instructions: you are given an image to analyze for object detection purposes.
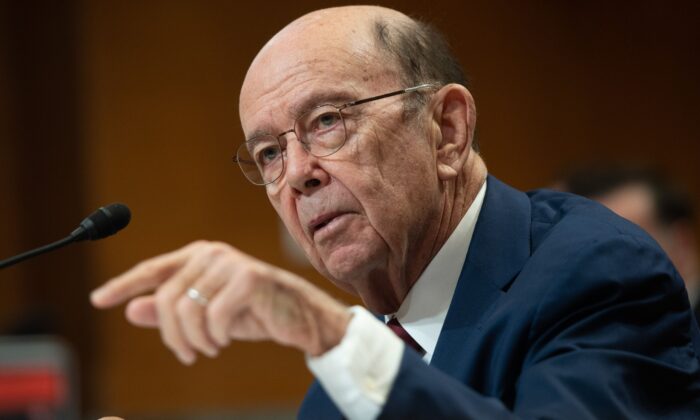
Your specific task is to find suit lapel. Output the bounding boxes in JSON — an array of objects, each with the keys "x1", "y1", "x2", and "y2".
[{"x1": 431, "y1": 176, "x2": 532, "y2": 373}]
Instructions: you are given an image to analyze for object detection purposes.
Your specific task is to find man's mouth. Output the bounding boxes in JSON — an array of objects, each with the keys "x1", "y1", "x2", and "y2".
[{"x1": 309, "y1": 212, "x2": 350, "y2": 237}]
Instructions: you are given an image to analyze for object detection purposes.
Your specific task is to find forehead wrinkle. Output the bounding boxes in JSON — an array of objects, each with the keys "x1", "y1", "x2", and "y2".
[
  {"x1": 242, "y1": 58, "x2": 369, "y2": 137},
  {"x1": 243, "y1": 31, "x2": 377, "y2": 103},
  {"x1": 241, "y1": 63, "x2": 311, "y2": 138},
  {"x1": 243, "y1": 60, "x2": 309, "y2": 114},
  {"x1": 240, "y1": 14, "x2": 396, "y2": 139}
]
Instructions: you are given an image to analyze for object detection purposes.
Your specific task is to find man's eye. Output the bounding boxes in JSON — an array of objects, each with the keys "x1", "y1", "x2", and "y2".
[
  {"x1": 314, "y1": 112, "x2": 341, "y2": 131},
  {"x1": 256, "y1": 145, "x2": 281, "y2": 165}
]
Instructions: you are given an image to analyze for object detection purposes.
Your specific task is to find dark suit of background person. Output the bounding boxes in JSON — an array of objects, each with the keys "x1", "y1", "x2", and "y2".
[
  {"x1": 561, "y1": 166, "x2": 700, "y2": 325},
  {"x1": 300, "y1": 176, "x2": 700, "y2": 419}
]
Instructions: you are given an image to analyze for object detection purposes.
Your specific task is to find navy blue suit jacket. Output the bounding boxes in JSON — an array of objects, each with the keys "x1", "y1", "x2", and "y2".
[{"x1": 299, "y1": 176, "x2": 700, "y2": 419}]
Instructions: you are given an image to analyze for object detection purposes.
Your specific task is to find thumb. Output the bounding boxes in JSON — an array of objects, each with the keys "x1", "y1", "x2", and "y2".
[{"x1": 125, "y1": 295, "x2": 159, "y2": 328}]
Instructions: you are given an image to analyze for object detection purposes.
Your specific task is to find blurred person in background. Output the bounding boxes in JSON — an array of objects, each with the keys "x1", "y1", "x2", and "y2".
[
  {"x1": 561, "y1": 165, "x2": 700, "y2": 321},
  {"x1": 91, "y1": 5, "x2": 700, "y2": 419}
]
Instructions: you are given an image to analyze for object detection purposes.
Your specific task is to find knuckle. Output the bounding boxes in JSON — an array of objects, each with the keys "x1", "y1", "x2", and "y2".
[
  {"x1": 237, "y1": 264, "x2": 258, "y2": 282},
  {"x1": 206, "y1": 242, "x2": 234, "y2": 261},
  {"x1": 140, "y1": 259, "x2": 172, "y2": 280},
  {"x1": 175, "y1": 296, "x2": 196, "y2": 317},
  {"x1": 206, "y1": 304, "x2": 231, "y2": 344},
  {"x1": 206, "y1": 301, "x2": 226, "y2": 325},
  {"x1": 206, "y1": 257, "x2": 234, "y2": 280},
  {"x1": 238, "y1": 265, "x2": 265, "y2": 292},
  {"x1": 154, "y1": 288, "x2": 175, "y2": 308},
  {"x1": 136, "y1": 260, "x2": 157, "y2": 277},
  {"x1": 189, "y1": 239, "x2": 210, "y2": 248},
  {"x1": 210, "y1": 241, "x2": 233, "y2": 252}
]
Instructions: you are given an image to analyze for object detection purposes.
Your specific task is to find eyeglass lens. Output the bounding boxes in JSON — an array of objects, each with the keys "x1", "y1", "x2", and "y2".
[{"x1": 236, "y1": 105, "x2": 347, "y2": 185}]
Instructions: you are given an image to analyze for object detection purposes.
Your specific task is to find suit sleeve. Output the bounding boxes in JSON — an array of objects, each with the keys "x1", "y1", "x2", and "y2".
[{"x1": 379, "y1": 234, "x2": 700, "y2": 419}]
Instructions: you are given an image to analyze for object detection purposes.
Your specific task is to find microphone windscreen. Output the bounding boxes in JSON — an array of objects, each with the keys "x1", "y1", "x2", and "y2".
[{"x1": 79, "y1": 203, "x2": 132, "y2": 240}]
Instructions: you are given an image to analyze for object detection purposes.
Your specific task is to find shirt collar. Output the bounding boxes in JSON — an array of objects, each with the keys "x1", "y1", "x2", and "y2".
[{"x1": 388, "y1": 179, "x2": 487, "y2": 363}]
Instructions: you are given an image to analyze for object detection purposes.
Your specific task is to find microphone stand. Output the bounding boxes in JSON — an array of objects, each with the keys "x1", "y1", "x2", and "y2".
[
  {"x1": 0, "y1": 203, "x2": 130, "y2": 270},
  {"x1": 0, "y1": 232, "x2": 80, "y2": 270}
]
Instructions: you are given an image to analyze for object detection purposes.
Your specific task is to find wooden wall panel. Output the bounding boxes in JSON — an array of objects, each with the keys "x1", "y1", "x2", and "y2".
[
  {"x1": 0, "y1": 1, "x2": 24, "y2": 326},
  {"x1": 1, "y1": 0, "x2": 96, "y2": 411}
]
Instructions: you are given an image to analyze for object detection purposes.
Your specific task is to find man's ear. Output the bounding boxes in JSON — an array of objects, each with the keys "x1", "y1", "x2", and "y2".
[{"x1": 430, "y1": 84, "x2": 476, "y2": 181}]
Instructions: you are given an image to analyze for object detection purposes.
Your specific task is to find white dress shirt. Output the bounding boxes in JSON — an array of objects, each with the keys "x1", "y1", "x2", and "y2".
[{"x1": 307, "y1": 180, "x2": 487, "y2": 420}]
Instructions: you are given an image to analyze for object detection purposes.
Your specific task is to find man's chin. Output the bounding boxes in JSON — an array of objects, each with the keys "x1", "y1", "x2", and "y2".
[
  {"x1": 314, "y1": 258, "x2": 372, "y2": 294},
  {"x1": 315, "y1": 253, "x2": 403, "y2": 314},
  {"x1": 308, "y1": 239, "x2": 387, "y2": 291},
  {"x1": 322, "y1": 244, "x2": 380, "y2": 276}
]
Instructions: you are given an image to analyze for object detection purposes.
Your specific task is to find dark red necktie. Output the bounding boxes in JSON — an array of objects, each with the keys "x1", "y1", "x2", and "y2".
[{"x1": 387, "y1": 317, "x2": 426, "y2": 356}]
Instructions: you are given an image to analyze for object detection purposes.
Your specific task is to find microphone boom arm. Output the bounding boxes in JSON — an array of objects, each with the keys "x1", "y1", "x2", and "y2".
[
  {"x1": 0, "y1": 234, "x2": 78, "y2": 269},
  {"x1": 0, "y1": 203, "x2": 130, "y2": 270}
]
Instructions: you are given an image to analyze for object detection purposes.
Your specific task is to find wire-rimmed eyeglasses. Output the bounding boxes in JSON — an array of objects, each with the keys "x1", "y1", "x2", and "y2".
[{"x1": 233, "y1": 83, "x2": 438, "y2": 186}]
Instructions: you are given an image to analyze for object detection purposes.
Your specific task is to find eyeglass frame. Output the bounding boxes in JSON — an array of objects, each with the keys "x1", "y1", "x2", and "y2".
[{"x1": 233, "y1": 82, "x2": 439, "y2": 186}]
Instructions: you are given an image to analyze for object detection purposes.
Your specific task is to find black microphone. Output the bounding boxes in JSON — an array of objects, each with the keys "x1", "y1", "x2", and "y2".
[{"x1": 0, "y1": 203, "x2": 131, "y2": 270}]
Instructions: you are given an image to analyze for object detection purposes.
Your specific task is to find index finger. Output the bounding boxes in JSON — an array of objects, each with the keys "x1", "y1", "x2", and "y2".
[{"x1": 90, "y1": 244, "x2": 195, "y2": 308}]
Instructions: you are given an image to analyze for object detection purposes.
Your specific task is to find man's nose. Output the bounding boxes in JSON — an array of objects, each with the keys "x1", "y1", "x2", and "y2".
[{"x1": 284, "y1": 137, "x2": 328, "y2": 195}]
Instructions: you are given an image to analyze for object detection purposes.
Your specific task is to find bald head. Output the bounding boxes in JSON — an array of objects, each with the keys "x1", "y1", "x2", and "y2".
[
  {"x1": 268, "y1": 5, "x2": 411, "y2": 50},
  {"x1": 241, "y1": 7, "x2": 404, "y2": 114},
  {"x1": 240, "y1": 6, "x2": 466, "y2": 120},
  {"x1": 252, "y1": 6, "x2": 411, "y2": 70}
]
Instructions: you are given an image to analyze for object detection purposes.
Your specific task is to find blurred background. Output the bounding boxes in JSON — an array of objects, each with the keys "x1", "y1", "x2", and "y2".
[{"x1": 0, "y1": 0, "x2": 698, "y2": 418}]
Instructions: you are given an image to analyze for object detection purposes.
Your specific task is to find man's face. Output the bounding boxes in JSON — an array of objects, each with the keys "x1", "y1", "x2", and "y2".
[
  {"x1": 239, "y1": 20, "x2": 443, "y2": 309},
  {"x1": 596, "y1": 184, "x2": 660, "y2": 238},
  {"x1": 596, "y1": 184, "x2": 675, "y2": 261}
]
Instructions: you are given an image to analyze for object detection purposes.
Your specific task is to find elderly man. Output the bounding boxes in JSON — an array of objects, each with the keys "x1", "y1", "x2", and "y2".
[{"x1": 91, "y1": 6, "x2": 700, "y2": 419}]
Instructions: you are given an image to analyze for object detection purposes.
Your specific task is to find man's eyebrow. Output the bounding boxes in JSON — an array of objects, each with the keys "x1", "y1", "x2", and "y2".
[
  {"x1": 244, "y1": 136, "x2": 265, "y2": 150},
  {"x1": 246, "y1": 130, "x2": 274, "y2": 141}
]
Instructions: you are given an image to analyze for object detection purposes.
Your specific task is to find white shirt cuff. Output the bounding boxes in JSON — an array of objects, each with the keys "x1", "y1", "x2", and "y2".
[{"x1": 306, "y1": 305, "x2": 404, "y2": 420}]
